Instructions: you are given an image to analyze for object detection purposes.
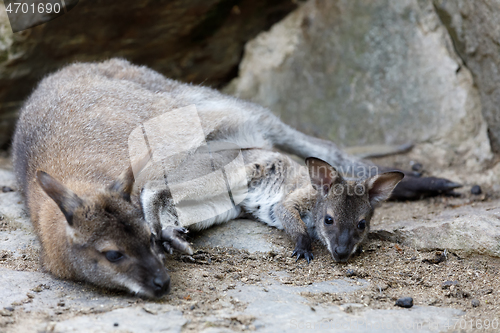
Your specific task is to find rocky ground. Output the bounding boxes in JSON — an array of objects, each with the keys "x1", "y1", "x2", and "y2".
[{"x1": 0, "y1": 152, "x2": 499, "y2": 333}]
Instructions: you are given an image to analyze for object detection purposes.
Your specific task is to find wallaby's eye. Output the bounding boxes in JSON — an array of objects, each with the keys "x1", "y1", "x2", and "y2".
[
  {"x1": 104, "y1": 250, "x2": 124, "y2": 262},
  {"x1": 357, "y1": 219, "x2": 366, "y2": 230},
  {"x1": 324, "y1": 215, "x2": 334, "y2": 225}
]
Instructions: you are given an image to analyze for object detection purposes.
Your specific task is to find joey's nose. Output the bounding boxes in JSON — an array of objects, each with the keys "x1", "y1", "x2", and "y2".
[
  {"x1": 153, "y1": 274, "x2": 171, "y2": 295},
  {"x1": 334, "y1": 247, "x2": 350, "y2": 261}
]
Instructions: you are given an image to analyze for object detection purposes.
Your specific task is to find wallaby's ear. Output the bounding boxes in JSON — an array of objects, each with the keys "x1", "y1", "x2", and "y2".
[
  {"x1": 108, "y1": 166, "x2": 135, "y2": 201},
  {"x1": 36, "y1": 170, "x2": 83, "y2": 226},
  {"x1": 306, "y1": 157, "x2": 340, "y2": 195},
  {"x1": 365, "y1": 171, "x2": 404, "y2": 206}
]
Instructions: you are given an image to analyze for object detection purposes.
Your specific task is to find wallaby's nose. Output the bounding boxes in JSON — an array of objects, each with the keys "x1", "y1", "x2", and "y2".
[
  {"x1": 334, "y1": 246, "x2": 350, "y2": 261},
  {"x1": 153, "y1": 274, "x2": 171, "y2": 295}
]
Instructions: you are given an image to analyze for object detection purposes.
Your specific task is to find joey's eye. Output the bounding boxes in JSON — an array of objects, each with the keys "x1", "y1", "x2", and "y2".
[
  {"x1": 357, "y1": 219, "x2": 366, "y2": 230},
  {"x1": 104, "y1": 250, "x2": 124, "y2": 262},
  {"x1": 324, "y1": 215, "x2": 334, "y2": 225}
]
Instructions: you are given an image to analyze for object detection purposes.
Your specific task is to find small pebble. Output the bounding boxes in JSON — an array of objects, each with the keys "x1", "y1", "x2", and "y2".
[
  {"x1": 1, "y1": 186, "x2": 13, "y2": 193},
  {"x1": 423, "y1": 252, "x2": 447, "y2": 264},
  {"x1": 345, "y1": 269, "x2": 356, "y2": 277},
  {"x1": 374, "y1": 283, "x2": 389, "y2": 292},
  {"x1": 481, "y1": 288, "x2": 493, "y2": 295},
  {"x1": 471, "y1": 299, "x2": 480, "y2": 307},
  {"x1": 395, "y1": 297, "x2": 413, "y2": 308},
  {"x1": 411, "y1": 163, "x2": 423, "y2": 172},
  {"x1": 190, "y1": 305, "x2": 195, "y2": 310},
  {"x1": 471, "y1": 185, "x2": 482, "y2": 195},
  {"x1": 114, "y1": 323, "x2": 119, "y2": 327},
  {"x1": 0, "y1": 309, "x2": 13, "y2": 316},
  {"x1": 4, "y1": 307, "x2": 14, "y2": 312},
  {"x1": 441, "y1": 280, "x2": 459, "y2": 289}
]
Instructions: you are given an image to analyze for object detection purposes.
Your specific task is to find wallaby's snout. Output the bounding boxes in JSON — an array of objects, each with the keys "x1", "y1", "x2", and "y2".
[
  {"x1": 153, "y1": 274, "x2": 171, "y2": 293},
  {"x1": 130, "y1": 254, "x2": 171, "y2": 298}
]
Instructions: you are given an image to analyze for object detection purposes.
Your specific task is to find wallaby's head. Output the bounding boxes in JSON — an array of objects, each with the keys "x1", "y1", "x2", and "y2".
[
  {"x1": 306, "y1": 158, "x2": 403, "y2": 263},
  {"x1": 36, "y1": 168, "x2": 170, "y2": 298}
]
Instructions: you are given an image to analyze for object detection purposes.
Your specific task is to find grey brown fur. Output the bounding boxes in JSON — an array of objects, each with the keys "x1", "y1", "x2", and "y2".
[{"x1": 13, "y1": 59, "x2": 405, "y2": 296}]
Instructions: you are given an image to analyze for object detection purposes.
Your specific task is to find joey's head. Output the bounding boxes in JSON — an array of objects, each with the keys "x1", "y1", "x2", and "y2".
[
  {"x1": 36, "y1": 168, "x2": 170, "y2": 298},
  {"x1": 306, "y1": 158, "x2": 403, "y2": 263}
]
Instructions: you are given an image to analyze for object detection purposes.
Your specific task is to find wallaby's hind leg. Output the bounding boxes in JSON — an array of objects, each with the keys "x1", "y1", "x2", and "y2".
[
  {"x1": 205, "y1": 105, "x2": 461, "y2": 200},
  {"x1": 197, "y1": 102, "x2": 370, "y2": 177},
  {"x1": 388, "y1": 174, "x2": 462, "y2": 200},
  {"x1": 268, "y1": 122, "x2": 371, "y2": 177}
]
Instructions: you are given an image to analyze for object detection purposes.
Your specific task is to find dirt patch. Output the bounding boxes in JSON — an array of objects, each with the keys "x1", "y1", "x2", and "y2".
[
  {"x1": 0, "y1": 215, "x2": 23, "y2": 232},
  {"x1": 0, "y1": 245, "x2": 40, "y2": 272},
  {"x1": 159, "y1": 236, "x2": 500, "y2": 331}
]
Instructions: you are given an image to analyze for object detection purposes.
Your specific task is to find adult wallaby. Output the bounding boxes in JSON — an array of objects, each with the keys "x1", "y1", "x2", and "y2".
[{"x1": 13, "y1": 59, "x2": 458, "y2": 295}]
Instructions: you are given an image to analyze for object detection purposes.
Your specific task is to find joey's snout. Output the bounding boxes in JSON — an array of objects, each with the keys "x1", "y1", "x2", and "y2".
[
  {"x1": 330, "y1": 245, "x2": 357, "y2": 263},
  {"x1": 328, "y1": 230, "x2": 357, "y2": 263},
  {"x1": 334, "y1": 246, "x2": 350, "y2": 262}
]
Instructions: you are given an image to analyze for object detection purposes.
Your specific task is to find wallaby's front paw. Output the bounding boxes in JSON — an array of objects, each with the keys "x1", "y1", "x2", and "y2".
[
  {"x1": 161, "y1": 226, "x2": 194, "y2": 255},
  {"x1": 292, "y1": 234, "x2": 314, "y2": 263}
]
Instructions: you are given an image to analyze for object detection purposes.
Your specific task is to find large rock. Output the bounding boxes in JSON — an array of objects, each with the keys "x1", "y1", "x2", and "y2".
[
  {"x1": 229, "y1": 279, "x2": 463, "y2": 333},
  {"x1": 372, "y1": 203, "x2": 500, "y2": 258},
  {"x1": 193, "y1": 219, "x2": 280, "y2": 253},
  {"x1": 225, "y1": 0, "x2": 493, "y2": 169},
  {"x1": 0, "y1": 0, "x2": 297, "y2": 149},
  {"x1": 433, "y1": 0, "x2": 500, "y2": 154}
]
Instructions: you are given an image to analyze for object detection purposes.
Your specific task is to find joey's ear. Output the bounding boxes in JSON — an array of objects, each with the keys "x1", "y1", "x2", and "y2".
[
  {"x1": 36, "y1": 170, "x2": 83, "y2": 226},
  {"x1": 365, "y1": 171, "x2": 404, "y2": 206},
  {"x1": 305, "y1": 157, "x2": 340, "y2": 195},
  {"x1": 108, "y1": 166, "x2": 135, "y2": 201}
]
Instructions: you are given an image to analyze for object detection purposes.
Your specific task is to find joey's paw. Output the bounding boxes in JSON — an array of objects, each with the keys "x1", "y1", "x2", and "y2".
[
  {"x1": 391, "y1": 175, "x2": 462, "y2": 200},
  {"x1": 292, "y1": 234, "x2": 314, "y2": 263},
  {"x1": 291, "y1": 248, "x2": 314, "y2": 263},
  {"x1": 161, "y1": 226, "x2": 194, "y2": 255}
]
